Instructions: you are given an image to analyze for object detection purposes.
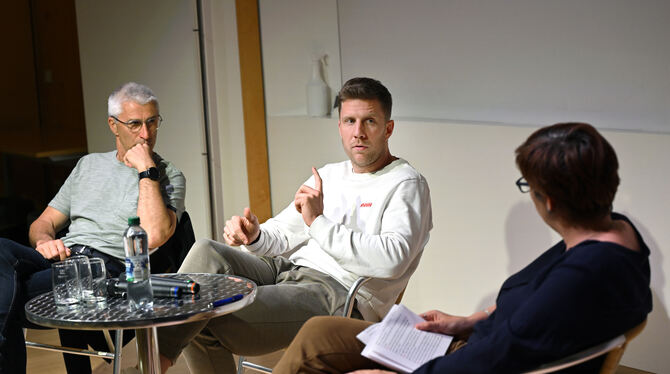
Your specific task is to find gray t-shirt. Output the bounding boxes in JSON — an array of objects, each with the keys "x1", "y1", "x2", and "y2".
[{"x1": 49, "y1": 151, "x2": 186, "y2": 259}]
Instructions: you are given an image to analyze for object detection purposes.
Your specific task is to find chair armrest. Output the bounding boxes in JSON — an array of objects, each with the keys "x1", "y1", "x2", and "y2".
[
  {"x1": 342, "y1": 276, "x2": 372, "y2": 318},
  {"x1": 523, "y1": 334, "x2": 626, "y2": 374}
]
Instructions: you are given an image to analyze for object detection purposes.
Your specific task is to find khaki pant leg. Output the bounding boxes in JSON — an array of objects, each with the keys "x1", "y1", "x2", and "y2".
[
  {"x1": 274, "y1": 316, "x2": 385, "y2": 374},
  {"x1": 183, "y1": 267, "x2": 352, "y2": 373},
  {"x1": 157, "y1": 238, "x2": 282, "y2": 363}
]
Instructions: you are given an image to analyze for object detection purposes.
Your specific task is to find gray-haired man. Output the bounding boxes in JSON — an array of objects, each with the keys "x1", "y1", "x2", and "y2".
[{"x1": 0, "y1": 82, "x2": 185, "y2": 374}]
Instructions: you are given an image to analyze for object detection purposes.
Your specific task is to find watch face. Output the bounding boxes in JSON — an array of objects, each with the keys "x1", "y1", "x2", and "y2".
[{"x1": 148, "y1": 167, "x2": 159, "y2": 180}]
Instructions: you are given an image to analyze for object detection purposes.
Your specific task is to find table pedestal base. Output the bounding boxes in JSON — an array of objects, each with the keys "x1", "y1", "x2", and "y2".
[{"x1": 136, "y1": 327, "x2": 161, "y2": 374}]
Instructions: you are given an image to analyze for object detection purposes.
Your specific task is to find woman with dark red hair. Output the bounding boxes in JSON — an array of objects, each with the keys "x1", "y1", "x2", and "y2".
[{"x1": 273, "y1": 122, "x2": 652, "y2": 374}]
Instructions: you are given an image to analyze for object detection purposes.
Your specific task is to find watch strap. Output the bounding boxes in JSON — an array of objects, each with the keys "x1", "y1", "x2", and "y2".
[{"x1": 139, "y1": 167, "x2": 159, "y2": 181}]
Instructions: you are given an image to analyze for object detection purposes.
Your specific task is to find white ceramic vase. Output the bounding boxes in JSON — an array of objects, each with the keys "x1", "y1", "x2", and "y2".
[{"x1": 306, "y1": 56, "x2": 330, "y2": 117}]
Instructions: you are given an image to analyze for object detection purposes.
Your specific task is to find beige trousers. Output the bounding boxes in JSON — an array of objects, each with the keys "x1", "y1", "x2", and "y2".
[{"x1": 274, "y1": 316, "x2": 468, "y2": 373}]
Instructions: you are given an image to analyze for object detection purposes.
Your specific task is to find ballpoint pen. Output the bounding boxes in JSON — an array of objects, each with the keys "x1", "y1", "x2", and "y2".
[{"x1": 209, "y1": 294, "x2": 243, "y2": 308}]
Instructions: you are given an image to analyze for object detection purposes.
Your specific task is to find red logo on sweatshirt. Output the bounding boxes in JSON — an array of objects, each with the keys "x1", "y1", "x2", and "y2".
[{"x1": 360, "y1": 202, "x2": 372, "y2": 207}]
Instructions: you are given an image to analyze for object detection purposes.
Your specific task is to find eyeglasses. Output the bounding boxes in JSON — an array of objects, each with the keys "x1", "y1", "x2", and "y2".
[
  {"x1": 515, "y1": 177, "x2": 530, "y2": 193},
  {"x1": 111, "y1": 115, "x2": 162, "y2": 133}
]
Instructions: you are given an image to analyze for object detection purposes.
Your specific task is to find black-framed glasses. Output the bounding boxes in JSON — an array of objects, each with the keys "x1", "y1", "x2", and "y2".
[
  {"x1": 111, "y1": 115, "x2": 162, "y2": 134},
  {"x1": 515, "y1": 177, "x2": 530, "y2": 193}
]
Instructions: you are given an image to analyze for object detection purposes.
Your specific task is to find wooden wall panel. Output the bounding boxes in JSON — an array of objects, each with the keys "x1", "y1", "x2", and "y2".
[{"x1": 235, "y1": 0, "x2": 272, "y2": 222}]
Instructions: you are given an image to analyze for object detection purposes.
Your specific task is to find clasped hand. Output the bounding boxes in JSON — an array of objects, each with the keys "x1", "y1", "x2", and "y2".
[
  {"x1": 123, "y1": 143, "x2": 155, "y2": 172},
  {"x1": 294, "y1": 167, "x2": 324, "y2": 226}
]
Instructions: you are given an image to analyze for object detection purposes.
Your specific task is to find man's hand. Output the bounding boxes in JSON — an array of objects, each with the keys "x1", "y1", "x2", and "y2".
[
  {"x1": 123, "y1": 143, "x2": 155, "y2": 172},
  {"x1": 415, "y1": 310, "x2": 475, "y2": 338},
  {"x1": 35, "y1": 239, "x2": 70, "y2": 261},
  {"x1": 223, "y1": 207, "x2": 260, "y2": 246},
  {"x1": 294, "y1": 167, "x2": 324, "y2": 226}
]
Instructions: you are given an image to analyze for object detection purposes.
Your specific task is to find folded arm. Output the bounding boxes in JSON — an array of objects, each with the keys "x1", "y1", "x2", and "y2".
[
  {"x1": 125, "y1": 144, "x2": 177, "y2": 248},
  {"x1": 137, "y1": 175, "x2": 176, "y2": 248}
]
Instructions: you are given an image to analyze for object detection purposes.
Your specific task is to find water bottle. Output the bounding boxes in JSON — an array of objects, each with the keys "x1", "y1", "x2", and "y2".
[{"x1": 123, "y1": 216, "x2": 153, "y2": 311}]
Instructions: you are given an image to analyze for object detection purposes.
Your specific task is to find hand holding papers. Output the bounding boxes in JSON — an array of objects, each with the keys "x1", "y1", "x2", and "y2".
[{"x1": 357, "y1": 304, "x2": 454, "y2": 373}]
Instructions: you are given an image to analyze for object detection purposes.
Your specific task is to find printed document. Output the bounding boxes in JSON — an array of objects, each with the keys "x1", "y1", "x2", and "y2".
[{"x1": 357, "y1": 304, "x2": 453, "y2": 373}]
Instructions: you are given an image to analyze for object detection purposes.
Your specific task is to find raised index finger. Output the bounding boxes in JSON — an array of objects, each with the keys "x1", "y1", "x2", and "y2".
[{"x1": 312, "y1": 167, "x2": 322, "y2": 192}]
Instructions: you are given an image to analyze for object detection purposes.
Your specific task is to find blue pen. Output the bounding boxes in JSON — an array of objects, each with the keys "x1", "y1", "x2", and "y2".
[{"x1": 210, "y1": 294, "x2": 243, "y2": 308}]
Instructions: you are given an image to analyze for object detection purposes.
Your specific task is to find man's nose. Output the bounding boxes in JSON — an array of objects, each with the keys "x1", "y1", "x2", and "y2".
[
  {"x1": 138, "y1": 123, "x2": 151, "y2": 139},
  {"x1": 353, "y1": 122, "x2": 366, "y2": 138}
]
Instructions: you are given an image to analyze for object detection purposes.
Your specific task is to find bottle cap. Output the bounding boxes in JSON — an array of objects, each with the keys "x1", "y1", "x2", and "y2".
[{"x1": 128, "y1": 216, "x2": 140, "y2": 226}]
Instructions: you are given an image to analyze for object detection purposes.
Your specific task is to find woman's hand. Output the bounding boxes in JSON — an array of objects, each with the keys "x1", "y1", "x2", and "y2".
[{"x1": 415, "y1": 310, "x2": 476, "y2": 338}]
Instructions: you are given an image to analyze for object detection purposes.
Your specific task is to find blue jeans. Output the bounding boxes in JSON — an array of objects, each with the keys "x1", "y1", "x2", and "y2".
[{"x1": 0, "y1": 238, "x2": 52, "y2": 374}]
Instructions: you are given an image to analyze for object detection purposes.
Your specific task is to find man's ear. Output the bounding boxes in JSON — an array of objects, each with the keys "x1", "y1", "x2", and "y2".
[
  {"x1": 108, "y1": 117, "x2": 119, "y2": 136},
  {"x1": 385, "y1": 120, "x2": 394, "y2": 140}
]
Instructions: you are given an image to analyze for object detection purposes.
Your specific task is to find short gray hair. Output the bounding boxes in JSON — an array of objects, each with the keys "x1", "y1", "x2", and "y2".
[{"x1": 107, "y1": 82, "x2": 159, "y2": 117}]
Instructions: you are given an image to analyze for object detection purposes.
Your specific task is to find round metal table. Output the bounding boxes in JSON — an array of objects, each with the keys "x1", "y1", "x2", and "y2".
[{"x1": 25, "y1": 273, "x2": 257, "y2": 374}]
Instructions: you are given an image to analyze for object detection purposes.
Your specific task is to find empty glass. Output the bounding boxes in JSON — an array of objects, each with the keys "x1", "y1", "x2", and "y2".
[
  {"x1": 52, "y1": 261, "x2": 81, "y2": 306},
  {"x1": 86, "y1": 257, "x2": 107, "y2": 306},
  {"x1": 68, "y1": 255, "x2": 92, "y2": 302}
]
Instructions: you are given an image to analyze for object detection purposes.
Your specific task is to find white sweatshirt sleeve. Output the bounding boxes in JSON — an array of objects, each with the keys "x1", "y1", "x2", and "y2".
[{"x1": 307, "y1": 178, "x2": 432, "y2": 279}]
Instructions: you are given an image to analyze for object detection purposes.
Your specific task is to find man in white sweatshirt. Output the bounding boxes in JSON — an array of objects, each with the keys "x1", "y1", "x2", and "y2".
[{"x1": 157, "y1": 77, "x2": 432, "y2": 374}]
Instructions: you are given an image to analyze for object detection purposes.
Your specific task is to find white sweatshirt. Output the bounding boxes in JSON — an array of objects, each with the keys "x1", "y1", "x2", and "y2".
[{"x1": 243, "y1": 158, "x2": 432, "y2": 321}]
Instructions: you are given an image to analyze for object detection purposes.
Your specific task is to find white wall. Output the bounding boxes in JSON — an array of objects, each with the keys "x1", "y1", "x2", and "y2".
[
  {"x1": 336, "y1": 0, "x2": 670, "y2": 133},
  {"x1": 260, "y1": 0, "x2": 341, "y2": 117}
]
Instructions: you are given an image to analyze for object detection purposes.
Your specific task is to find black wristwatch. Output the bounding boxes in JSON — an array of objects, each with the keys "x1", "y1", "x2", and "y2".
[{"x1": 139, "y1": 167, "x2": 159, "y2": 181}]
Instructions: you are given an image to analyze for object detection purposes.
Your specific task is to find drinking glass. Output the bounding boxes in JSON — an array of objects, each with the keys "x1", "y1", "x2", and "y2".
[
  {"x1": 52, "y1": 261, "x2": 81, "y2": 306},
  {"x1": 86, "y1": 257, "x2": 108, "y2": 306},
  {"x1": 68, "y1": 255, "x2": 92, "y2": 302}
]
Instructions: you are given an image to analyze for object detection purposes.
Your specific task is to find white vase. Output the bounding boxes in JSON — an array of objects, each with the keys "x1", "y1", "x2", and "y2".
[{"x1": 306, "y1": 56, "x2": 330, "y2": 117}]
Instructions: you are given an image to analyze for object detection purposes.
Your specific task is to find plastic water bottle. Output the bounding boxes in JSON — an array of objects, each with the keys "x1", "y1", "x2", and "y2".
[{"x1": 123, "y1": 216, "x2": 153, "y2": 311}]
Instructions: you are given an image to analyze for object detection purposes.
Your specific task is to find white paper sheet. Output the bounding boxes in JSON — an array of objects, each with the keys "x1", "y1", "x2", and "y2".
[{"x1": 357, "y1": 304, "x2": 453, "y2": 373}]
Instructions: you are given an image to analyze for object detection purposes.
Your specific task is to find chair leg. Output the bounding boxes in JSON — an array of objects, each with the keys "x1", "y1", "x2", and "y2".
[
  {"x1": 103, "y1": 329, "x2": 115, "y2": 352},
  {"x1": 112, "y1": 329, "x2": 123, "y2": 374}
]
